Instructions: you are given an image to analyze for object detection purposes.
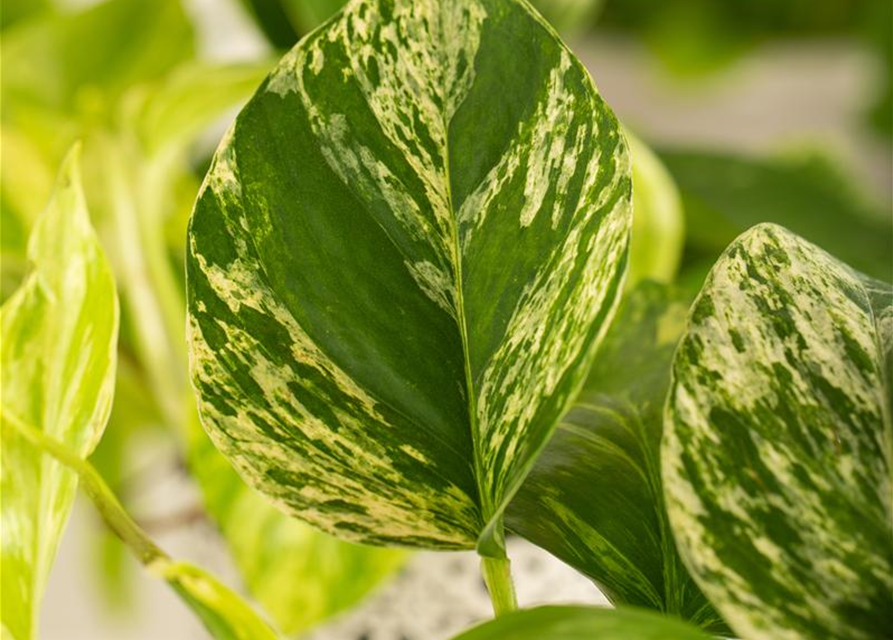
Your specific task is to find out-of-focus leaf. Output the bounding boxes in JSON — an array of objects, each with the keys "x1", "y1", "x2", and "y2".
[
  {"x1": 239, "y1": 0, "x2": 604, "y2": 46},
  {"x1": 664, "y1": 223, "x2": 893, "y2": 640},
  {"x1": 448, "y1": 605, "x2": 714, "y2": 640},
  {"x1": 0, "y1": 0, "x2": 197, "y2": 231},
  {"x1": 128, "y1": 61, "x2": 273, "y2": 155},
  {"x1": 529, "y1": 0, "x2": 604, "y2": 38},
  {"x1": 627, "y1": 133, "x2": 684, "y2": 289},
  {"x1": 1, "y1": 0, "x2": 195, "y2": 116},
  {"x1": 0, "y1": 146, "x2": 119, "y2": 640},
  {"x1": 1, "y1": 0, "x2": 51, "y2": 30},
  {"x1": 187, "y1": 412, "x2": 405, "y2": 635},
  {"x1": 88, "y1": 354, "x2": 167, "y2": 609},
  {"x1": 506, "y1": 282, "x2": 727, "y2": 634},
  {"x1": 664, "y1": 149, "x2": 893, "y2": 283},
  {"x1": 150, "y1": 560, "x2": 280, "y2": 640},
  {"x1": 598, "y1": 0, "x2": 871, "y2": 77},
  {"x1": 237, "y1": 0, "x2": 303, "y2": 49},
  {"x1": 186, "y1": 0, "x2": 632, "y2": 557},
  {"x1": 0, "y1": 127, "x2": 58, "y2": 299},
  {"x1": 5, "y1": 413, "x2": 281, "y2": 640}
]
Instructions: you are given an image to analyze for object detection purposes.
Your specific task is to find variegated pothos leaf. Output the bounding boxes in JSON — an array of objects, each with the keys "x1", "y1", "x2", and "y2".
[
  {"x1": 663, "y1": 223, "x2": 893, "y2": 640},
  {"x1": 0, "y1": 146, "x2": 119, "y2": 640},
  {"x1": 186, "y1": 0, "x2": 631, "y2": 556},
  {"x1": 506, "y1": 282, "x2": 727, "y2": 633}
]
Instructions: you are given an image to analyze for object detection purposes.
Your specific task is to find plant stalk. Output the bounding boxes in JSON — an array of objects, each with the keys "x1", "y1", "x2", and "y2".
[
  {"x1": 480, "y1": 555, "x2": 518, "y2": 616},
  {"x1": 2, "y1": 411, "x2": 165, "y2": 566}
]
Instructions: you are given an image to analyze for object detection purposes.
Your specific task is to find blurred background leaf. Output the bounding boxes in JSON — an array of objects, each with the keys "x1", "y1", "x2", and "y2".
[{"x1": 664, "y1": 148, "x2": 893, "y2": 291}]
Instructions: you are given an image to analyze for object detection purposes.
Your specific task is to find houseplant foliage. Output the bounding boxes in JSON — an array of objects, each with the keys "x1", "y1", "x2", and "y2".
[
  {"x1": 0, "y1": 149, "x2": 278, "y2": 640},
  {"x1": 186, "y1": 0, "x2": 632, "y2": 608},
  {"x1": 505, "y1": 281, "x2": 728, "y2": 634},
  {"x1": 664, "y1": 223, "x2": 893, "y2": 640},
  {"x1": 2, "y1": 0, "x2": 408, "y2": 632},
  {"x1": 2, "y1": 0, "x2": 891, "y2": 638},
  {"x1": 1, "y1": 147, "x2": 119, "y2": 640}
]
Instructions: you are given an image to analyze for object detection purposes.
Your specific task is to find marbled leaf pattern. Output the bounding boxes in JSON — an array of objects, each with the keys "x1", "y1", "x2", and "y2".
[
  {"x1": 664, "y1": 223, "x2": 893, "y2": 640},
  {"x1": 187, "y1": 0, "x2": 631, "y2": 555}
]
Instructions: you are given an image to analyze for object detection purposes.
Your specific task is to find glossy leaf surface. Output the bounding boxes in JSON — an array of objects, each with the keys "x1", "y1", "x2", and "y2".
[
  {"x1": 0, "y1": 147, "x2": 119, "y2": 640},
  {"x1": 506, "y1": 282, "x2": 726, "y2": 633},
  {"x1": 448, "y1": 605, "x2": 713, "y2": 640},
  {"x1": 187, "y1": 0, "x2": 631, "y2": 556},
  {"x1": 664, "y1": 223, "x2": 893, "y2": 640}
]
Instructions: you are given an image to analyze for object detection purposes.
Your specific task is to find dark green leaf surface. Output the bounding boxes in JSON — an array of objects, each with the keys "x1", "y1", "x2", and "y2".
[
  {"x1": 0, "y1": 147, "x2": 119, "y2": 640},
  {"x1": 663, "y1": 149, "x2": 893, "y2": 283},
  {"x1": 506, "y1": 282, "x2": 726, "y2": 633},
  {"x1": 447, "y1": 605, "x2": 714, "y2": 640},
  {"x1": 664, "y1": 223, "x2": 893, "y2": 640},
  {"x1": 187, "y1": 0, "x2": 631, "y2": 556}
]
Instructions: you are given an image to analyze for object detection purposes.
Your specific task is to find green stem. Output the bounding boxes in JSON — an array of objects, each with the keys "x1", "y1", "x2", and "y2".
[
  {"x1": 2, "y1": 411, "x2": 165, "y2": 566},
  {"x1": 480, "y1": 555, "x2": 518, "y2": 616}
]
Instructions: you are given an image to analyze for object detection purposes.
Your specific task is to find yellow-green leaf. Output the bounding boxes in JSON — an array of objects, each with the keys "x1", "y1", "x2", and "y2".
[{"x1": 0, "y1": 146, "x2": 119, "y2": 640}]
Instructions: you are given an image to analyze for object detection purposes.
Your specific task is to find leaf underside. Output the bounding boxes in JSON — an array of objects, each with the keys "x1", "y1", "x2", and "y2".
[
  {"x1": 663, "y1": 223, "x2": 893, "y2": 640},
  {"x1": 187, "y1": 0, "x2": 631, "y2": 555},
  {"x1": 507, "y1": 282, "x2": 726, "y2": 633}
]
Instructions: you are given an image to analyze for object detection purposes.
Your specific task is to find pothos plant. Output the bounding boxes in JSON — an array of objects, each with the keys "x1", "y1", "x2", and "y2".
[{"x1": 1, "y1": 0, "x2": 890, "y2": 639}]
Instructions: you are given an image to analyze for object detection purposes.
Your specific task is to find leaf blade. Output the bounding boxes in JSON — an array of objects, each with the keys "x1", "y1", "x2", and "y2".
[
  {"x1": 663, "y1": 223, "x2": 893, "y2": 640},
  {"x1": 187, "y1": 0, "x2": 631, "y2": 554},
  {"x1": 446, "y1": 605, "x2": 714, "y2": 640},
  {"x1": 0, "y1": 145, "x2": 119, "y2": 640},
  {"x1": 506, "y1": 282, "x2": 727, "y2": 633}
]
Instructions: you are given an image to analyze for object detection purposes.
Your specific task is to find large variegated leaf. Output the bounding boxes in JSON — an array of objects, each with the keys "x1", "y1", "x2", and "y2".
[
  {"x1": 664, "y1": 223, "x2": 893, "y2": 640},
  {"x1": 187, "y1": 410, "x2": 405, "y2": 635},
  {"x1": 0, "y1": 146, "x2": 119, "y2": 640},
  {"x1": 187, "y1": 0, "x2": 632, "y2": 556},
  {"x1": 506, "y1": 282, "x2": 726, "y2": 633},
  {"x1": 447, "y1": 605, "x2": 714, "y2": 640}
]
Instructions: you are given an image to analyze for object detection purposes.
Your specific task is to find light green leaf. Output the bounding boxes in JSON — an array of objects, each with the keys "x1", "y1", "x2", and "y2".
[
  {"x1": 528, "y1": 0, "x2": 604, "y2": 38},
  {"x1": 4, "y1": 412, "x2": 280, "y2": 640},
  {"x1": 446, "y1": 605, "x2": 714, "y2": 640},
  {"x1": 129, "y1": 61, "x2": 274, "y2": 155},
  {"x1": 506, "y1": 282, "x2": 727, "y2": 633},
  {"x1": 150, "y1": 559, "x2": 280, "y2": 640},
  {"x1": 664, "y1": 223, "x2": 893, "y2": 640},
  {"x1": 626, "y1": 133, "x2": 684, "y2": 289},
  {"x1": 1, "y1": 0, "x2": 195, "y2": 116},
  {"x1": 1, "y1": 0, "x2": 51, "y2": 30},
  {"x1": 0, "y1": 146, "x2": 119, "y2": 640},
  {"x1": 187, "y1": 0, "x2": 632, "y2": 557},
  {"x1": 187, "y1": 411, "x2": 405, "y2": 635},
  {"x1": 663, "y1": 149, "x2": 893, "y2": 283}
]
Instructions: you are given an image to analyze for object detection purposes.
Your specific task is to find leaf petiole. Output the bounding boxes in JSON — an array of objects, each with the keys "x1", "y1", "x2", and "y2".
[
  {"x1": 2, "y1": 408, "x2": 279, "y2": 640},
  {"x1": 2, "y1": 409, "x2": 163, "y2": 565},
  {"x1": 480, "y1": 555, "x2": 518, "y2": 616}
]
